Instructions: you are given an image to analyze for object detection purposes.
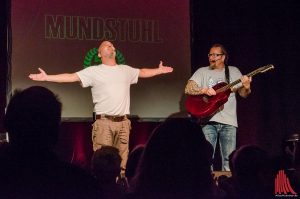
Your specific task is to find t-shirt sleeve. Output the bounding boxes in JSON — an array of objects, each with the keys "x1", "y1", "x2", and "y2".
[
  {"x1": 76, "y1": 67, "x2": 95, "y2": 88},
  {"x1": 231, "y1": 67, "x2": 243, "y2": 89},
  {"x1": 190, "y1": 68, "x2": 204, "y2": 86},
  {"x1": 124, "y1": 65, "x2": 139, "y2": 84}
]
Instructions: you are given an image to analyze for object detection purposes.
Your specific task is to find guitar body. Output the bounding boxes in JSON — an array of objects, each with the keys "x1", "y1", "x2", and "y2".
[
  {"x1": 185, "y1": 82, "x2": 231, "y2": 119},
  {"x1": 185, "y1": 64, "x2": 274, "y2": 119}
]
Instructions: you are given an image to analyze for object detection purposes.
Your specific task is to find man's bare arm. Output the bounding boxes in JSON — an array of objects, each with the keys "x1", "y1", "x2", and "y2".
[
  {"x1": 29, "y1": 68, "x2": 80, "y2": 83},
  {"x1": 138, "y1": 61, "x2": 173, "y2": 78},
  {"x1": 185, "y1": 80, "x2": 216, "y2": 96}
]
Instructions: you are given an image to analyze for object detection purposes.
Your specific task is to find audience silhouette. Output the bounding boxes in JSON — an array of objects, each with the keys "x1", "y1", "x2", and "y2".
[
  {"x1": 229, "y1": 145, "x2": 274, "y2": 199},
  {"x1": 125, "y1": 144, "x2": 145, "y2": 186},
  {"x1": 128, "y1": 118, "x2": 220, "y2": 199},
  {"x1": 0, "y1": 86, "x2": 99, "y2": 199},
  {"x1": 2, "y1": 86, "x2": 297, "y2": 198},
  {"x1": 91, "y1": 146, "x2": 126, "y2": 199}
]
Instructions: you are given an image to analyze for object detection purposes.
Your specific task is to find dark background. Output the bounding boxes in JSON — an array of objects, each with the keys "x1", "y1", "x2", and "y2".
[
  {"x1": 190, "y1": 0, "x2": 300, "y2": 157},
  {"x1": 0, "y1": 0, "x2": 10, "y2": 133},
  {"x1": 1, "y1": 0, "x2": 300, "y2": 166}
]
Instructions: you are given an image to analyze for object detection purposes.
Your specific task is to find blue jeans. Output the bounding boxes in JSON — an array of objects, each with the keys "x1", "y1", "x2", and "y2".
[{"x1": 202, "y1": 123, "x2": 236, "y2": 171}]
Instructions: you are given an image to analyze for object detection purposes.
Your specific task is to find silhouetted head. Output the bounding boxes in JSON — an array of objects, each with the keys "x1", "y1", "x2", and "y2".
[
  {"x1": 231, "y1": 144, "x2": 273, "y2": 188},
  {"x1": 126, "y1": 144, "x2": 145, "y2": 180},
  {"x1": 132, "y1": 118, "x2": 214, "y2": 197},
  {"x1": 91, "y1": 146, "x2": 121, "y2": 183},
  {"x1": 4, "y1": 86, "x2": 62, "y2": 150}
]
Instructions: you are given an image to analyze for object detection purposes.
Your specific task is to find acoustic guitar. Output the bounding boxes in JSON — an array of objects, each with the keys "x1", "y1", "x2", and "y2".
[{"x1": 185, "y1": 64, "x2": 274, "y2": 119}]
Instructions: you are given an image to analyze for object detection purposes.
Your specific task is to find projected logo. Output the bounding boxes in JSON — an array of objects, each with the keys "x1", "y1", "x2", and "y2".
[
  {"x1": 83, "y1": 48, "x2": 126, "y2": 68},
  {"x1": 274, "y1": 170, "x2": 298, "y2": 198}
]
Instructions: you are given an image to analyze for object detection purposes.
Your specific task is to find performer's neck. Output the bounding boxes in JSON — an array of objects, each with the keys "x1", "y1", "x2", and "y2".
[
  {"x1": 102, "y1": 58, "x2": 117, "y2": 66},
  {"x1": 210, "y1": 64, "x2": 225, "y2": 70}
]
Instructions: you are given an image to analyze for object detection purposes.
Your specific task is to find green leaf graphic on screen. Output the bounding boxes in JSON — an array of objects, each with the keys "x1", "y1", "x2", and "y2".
[{"x1": 83, "y1": 48, "x2": 126, "y2": 68}]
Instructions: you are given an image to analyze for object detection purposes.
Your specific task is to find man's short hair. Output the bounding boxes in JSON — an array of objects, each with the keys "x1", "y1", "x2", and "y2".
[{"x1": 4, "y1": 86, "x2": 62, "y2": 149}]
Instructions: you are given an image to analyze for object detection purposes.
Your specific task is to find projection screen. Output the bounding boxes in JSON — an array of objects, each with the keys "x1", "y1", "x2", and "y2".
[{"x1": 11, "y1": 0, "x2": 191, "y2": 120}]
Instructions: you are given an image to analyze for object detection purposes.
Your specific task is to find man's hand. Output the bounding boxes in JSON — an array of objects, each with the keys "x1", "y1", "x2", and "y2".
[
  {"x1": 29, "y1": 68, "x2": 48, "y2": 81},
  {"x1": 158, "y1": 61, "x2": 173, "y2": 74},
  {"x1": 238, "y1": 75, "x2": 252, "y2": 98},
  {"x1": 202, "y1": 88, "x2": 216, "y2": 96},
  {"x1": 139, "y1": 61, "x2": 173, "y2": 78},
  {"x1": 241, "y1": 75, "x2": 252, "y2": 89}
]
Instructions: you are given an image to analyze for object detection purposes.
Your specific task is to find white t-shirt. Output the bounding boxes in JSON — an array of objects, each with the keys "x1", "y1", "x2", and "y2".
[
  {"x1": 190, "y1": 66, "x2": 242, "y2": 127},
  {"x1": 76, "y1": 64, "x2": 139, "y2": 115}
]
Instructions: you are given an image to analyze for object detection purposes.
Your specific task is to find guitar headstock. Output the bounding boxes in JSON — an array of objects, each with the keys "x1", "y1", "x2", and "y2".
[{"x1": 259, "y1": 64, "x2": 275, "y2": 73}]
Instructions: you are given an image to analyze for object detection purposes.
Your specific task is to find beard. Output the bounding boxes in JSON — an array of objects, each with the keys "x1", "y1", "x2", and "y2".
[
  {"x1": 109, "y1": 51, "x2": 116, "y2": 59},
  {"x1": 209, "y1": 61, "x2": 216, "y2": 69}
]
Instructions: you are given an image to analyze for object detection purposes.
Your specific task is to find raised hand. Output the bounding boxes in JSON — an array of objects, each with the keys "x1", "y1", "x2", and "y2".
[
  {"x1": 158, "y1": 61, "x2": 173, "y2": 74},
  {"x1": 29, "y1": 68, "x2": 48, "y2": 81}
]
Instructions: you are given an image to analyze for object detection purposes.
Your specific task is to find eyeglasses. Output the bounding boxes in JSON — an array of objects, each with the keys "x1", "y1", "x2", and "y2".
[{"x1": 208, "y1": 53, "x2": 224, "y2": 57}]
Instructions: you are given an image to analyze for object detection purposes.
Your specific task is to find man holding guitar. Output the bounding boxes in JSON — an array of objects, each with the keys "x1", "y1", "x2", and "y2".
[{"x1": 185, "y1": 43, "x2": 252, "y2": 171}]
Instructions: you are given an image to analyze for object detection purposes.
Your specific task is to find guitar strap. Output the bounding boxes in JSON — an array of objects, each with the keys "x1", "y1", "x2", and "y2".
[{"x1": 225, "y1": 64, "x2": 230, "y2": 83}]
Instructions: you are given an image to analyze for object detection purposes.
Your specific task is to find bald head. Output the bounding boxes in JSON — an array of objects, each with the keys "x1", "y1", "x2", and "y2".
[{"x1": 98, "y1": 41, "x2": 116, "y2": 59}]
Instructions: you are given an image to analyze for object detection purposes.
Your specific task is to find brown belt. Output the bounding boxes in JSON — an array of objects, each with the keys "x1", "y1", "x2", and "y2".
[{"x1": 96, "y1": 114, "x2": 127, "y2": 122}]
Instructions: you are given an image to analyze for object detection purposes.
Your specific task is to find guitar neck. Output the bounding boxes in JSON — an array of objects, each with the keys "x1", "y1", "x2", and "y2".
[{"x1": 216, "y1": 65, "x2": 274, "y2": 93}]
